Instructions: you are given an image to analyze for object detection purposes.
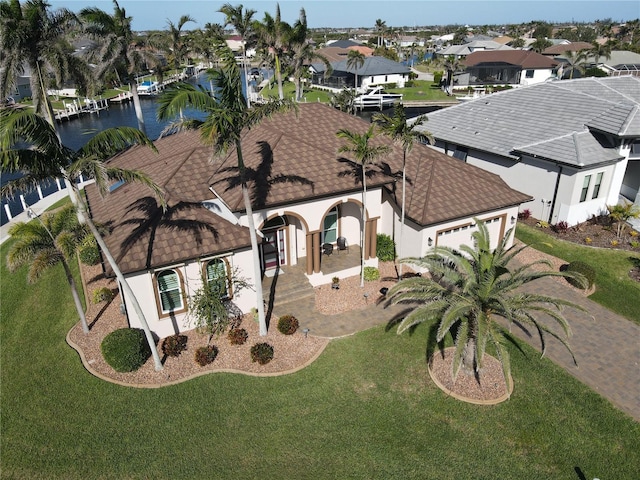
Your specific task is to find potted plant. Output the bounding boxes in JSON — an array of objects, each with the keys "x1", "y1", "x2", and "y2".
[{"x1": 331, "y1": 276, "x2": 340, "y2": 290}]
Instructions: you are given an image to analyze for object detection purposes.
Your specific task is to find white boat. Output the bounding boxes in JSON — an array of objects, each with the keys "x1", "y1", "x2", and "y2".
[{"x1": 353, "y1": 87, "x2": 403, "y2": 108}]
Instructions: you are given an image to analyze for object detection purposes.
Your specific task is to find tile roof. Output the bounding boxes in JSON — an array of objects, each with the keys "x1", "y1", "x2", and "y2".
[
  {"x1": 417, "y1": 76, "x2": 640, "y2": 166},
  {"x1": 542, "y1": 42, "x2": 594, "y2": 55},
  {"x1": 314, "y1": 56, "x2": 410, "y2": 76},
  {"x1": 463, "y1": 50, "x2": 559, "y2": 69},
  {"x1": 87, "y1": 104, "x2": 530, "y2": 274}
]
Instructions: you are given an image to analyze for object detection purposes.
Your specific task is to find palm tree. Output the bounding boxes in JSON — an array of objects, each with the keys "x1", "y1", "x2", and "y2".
[
  {"x1": 529, "y1": 37, "x2": 553, "y2": 54},
  {"x1": 218, "y1": 3, "x2": 256, "y2": 107},
  {"x1": 588, "y1": 41, "x2": 612, "y2": 65},
  {"x1": 0, "y1": 107, "x2": 166, "y2": 371},
  {"x1": 7, "y1": 204, "x2": 91, "y2": 333},
  {"x1": 157, "y1": 41, "x2": 295, "y2": 336},
  {"x1": 0, "y1": 0, "x2": 93, "y2": 126},
  {"x1": 561, "y1": 49, "x2": 589, "y2": 79},
  {"x1": 288, "y1": 7, "x2": 331, "y2": 102},
  {"x1": 253, "y1": 3, "x2": 292, "y2": 100},
  {"x1": 442, "y1": 55, "x2": 460, "y2": 94},
  {"x1": 374, "y1": 19, "x2": 386, "y2": 48},
  {"x1": 386, "y1": 219, "x2": 587, "y2": 393},
  {"x1": 336, "y1": 125, "x2": 390, "y2": 287},
  {"x1": 166, "y1": 15, "x2": 195, "y2": 70},
  {"x1": 79, "y1": 0, "x2": 162, "y2": 135},
  {"x1": 373, "y1": 105, "x2": 434, "y2": 278},
  {"x1": 346, "y1": 49, "x2": 365, "y2": 92},
  {"x1": 607, "y1": 200, "x2": 640, "y2": 239}
]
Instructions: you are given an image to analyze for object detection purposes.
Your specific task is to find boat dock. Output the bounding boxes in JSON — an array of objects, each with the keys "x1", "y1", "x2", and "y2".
[{"x1": 54, "y1": 98, "x2": 109, "y2": 122}]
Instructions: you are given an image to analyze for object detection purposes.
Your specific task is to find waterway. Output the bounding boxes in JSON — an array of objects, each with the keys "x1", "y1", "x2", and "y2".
[{"x1": 1, "y1": 74, "x2": 442, "y2": 225}]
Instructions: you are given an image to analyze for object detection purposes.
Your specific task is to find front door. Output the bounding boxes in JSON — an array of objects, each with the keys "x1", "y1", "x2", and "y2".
[{"x1": 261, "y1": 228, "x2": 286, "y2": 271}]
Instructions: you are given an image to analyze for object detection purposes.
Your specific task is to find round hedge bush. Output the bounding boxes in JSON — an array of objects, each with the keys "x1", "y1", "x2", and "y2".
[
  {"x1": 565, "y1": 261, "x2": 596, "y2": 289},
  {"x1": 161, "y1": 334, "x2": 188, "y2": 357},
  {"x1": 228, "y1": 327, "x2": 248, "y2": 345},
  {"x1": 78, "y1": 236, "x2": 101, "y2": 266},
  {"x1": 363, "y1": 266, "x2": 380, "y2": 281},
  {"x1": 92, "y1": 287, "x2": 114, "y2": 304},
  {"x1": 101, "y1": 328, "x2": 151, "y2": 372},
  {"x1": 277, "y1": 315, "x2": 299, "y2": 335},
  {"x1": 250, "y1": 342, "x2": 274, "y2": 365},
  {"x1": 194, "y1": 345, "x2": 219, "y2": 366}
]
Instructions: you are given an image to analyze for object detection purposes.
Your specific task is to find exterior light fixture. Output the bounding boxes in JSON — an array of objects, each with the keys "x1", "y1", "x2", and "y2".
[
  {"x1": 302, "y1": 328, "x2": 310, "y2": 338},
  {"x1": 511, "y1": 215, "x2": 516, "y2": 225},
  {"x1": 428, "y1": 237, "x2": 433, "y2": 247}
]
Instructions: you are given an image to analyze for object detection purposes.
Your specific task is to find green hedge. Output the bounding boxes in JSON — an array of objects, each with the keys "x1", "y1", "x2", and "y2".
[{"x1": 101, "y1": 328, "x2": 151, "y2": 372}]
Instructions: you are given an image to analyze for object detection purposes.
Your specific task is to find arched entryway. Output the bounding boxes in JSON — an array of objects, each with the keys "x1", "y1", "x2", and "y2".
[{"x1": 259, "y1": 213, "x2": 309, "y2": 273}]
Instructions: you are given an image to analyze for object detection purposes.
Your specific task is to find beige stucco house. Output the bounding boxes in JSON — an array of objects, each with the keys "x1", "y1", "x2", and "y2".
[{"x1": 86, "y1": 104, "x2": 530, "y2": 338}]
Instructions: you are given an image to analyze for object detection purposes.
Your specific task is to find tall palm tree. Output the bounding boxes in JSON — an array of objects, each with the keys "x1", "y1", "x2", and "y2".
[
  {"x1": 373, "y1": 105, "x2": 434, "y2": 278},
  {"x1": 166, "y1": 14, "x2": 195, "y2": 70},
  {"x1": 346, "y1": 49, "x2": 365, "y2": 92},
  {"x1": 253, "y1": 3, "x2": 292, "y2": 100},
  {"x1": 529, "y1": 37, "x2": 553, "y2": 54},
  {"x1": 386, "y1": 219, "x2": 587, "y2": 393},
  {"x1": 587, "y1": 41, "x2": 612, "y2": 65},
  {"x1": 7, "y1": 204, "x2": 91, "y2": 333},
  {"x1": 0, "y1": 108, "x2": 166, "y2": 371},
  {"x1": 0, "y1": 0, "x2": 93, "y2": 126},
  {"x1": 337, "y1": 125, "x2": 390, "y2": 287},
  {"x1": 157, "y1": 41, "x2": 295, "y2": 336},
  {"x1": 218, "y1": 3, "x2": 256, "y2": 107},
  {"x1": 79, "y1": 0, "x2": 162, "y2": 136},
  {"x1": 561, "y1": 49, "x2": 589, "y2": 79},
  {"x1": 288, "y1": 7, "x2": 331, "y2": 102},
  {"x1": 374, "y1": 19, "x2": 386, "y2": 48},
  {"x1": 442, "y1": 55, "x2": 460, "y2": 94}
]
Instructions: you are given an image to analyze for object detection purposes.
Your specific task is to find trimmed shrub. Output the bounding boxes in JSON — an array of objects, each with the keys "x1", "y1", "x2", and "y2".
[
  {"x1": 250, "y1": 342, "x2": 274, "y2": 365},
  {"x1": 92, "y1": 287, "x2": 114, "y2": 304},
  {"x1": 433, "y1": 71, "x2": 443, "y2": 85},
  {"x1": 553, "y1": 221, "x2": 569, "y2": 234},
  {"x1": 518, "y1": 209, "x2": 531, "y2": 220},
  {"x1": 277, "y1": 315, "x2": 299, "y2": 335},
  {"x1": 162, "y1": 334, "x2": 188, "y2": 357},
  {"x1": 78, "y1": 236, "x2": 101, "y2": 266},
  {"x1": 101, "y1": 328, "x2": 151, "y2": 372},
  {"x1": 565, "y1": 261, "x2": 596, "y2": 289},
  {"x1": 228, "y1": 327, "x2": 248, "y2": 345},
  {"x1": 376, "y1": 233, "x2": 396, "y2": 261},
  {"x1": 364, "y1": 266, "x2": 380, "y2": 281},
  {"x1": 194, "y1": 345, "x2": 219, "y2": 366}
]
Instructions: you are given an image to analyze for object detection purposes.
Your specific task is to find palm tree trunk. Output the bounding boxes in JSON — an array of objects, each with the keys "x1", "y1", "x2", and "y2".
[
  {"x1": 275, "y1": 55, "x2": 284, "y2": 100},
  {"x1": 462, "y1": 337, "x2": 476, "y2": 375},
  {"x1": 62, "y1": 258, "x2": 89, "y2": 333},
  {"x1": 243, "y1": 45, "x2": 251, "y2": 108},
  {"x1": 73, "y1": 186, "x2": 163, "y2": 370},
  {"x1": 360, "y1": 164, "x2": 367, "y2": 288},
  {"x1": 237, "y1": 140, "x2": 267, "y2": 336},
  {"x1": 129, "y1": 79, "x2": 147, "y2": 136},
  {"x1": 398, "y1": 155, "x2": 406, "y2": 279}
]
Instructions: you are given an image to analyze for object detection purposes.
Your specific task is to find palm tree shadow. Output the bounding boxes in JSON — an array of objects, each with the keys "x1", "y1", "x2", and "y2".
[
  {"x1": 117, "y1": 197, "x2": 221, "y2": 269},
  {"x1": 212, "y1": 141, "x2": 314, "y2": 209},
  {"x1": 337, "y1": 157, "x2": 387, "y2": 186}
]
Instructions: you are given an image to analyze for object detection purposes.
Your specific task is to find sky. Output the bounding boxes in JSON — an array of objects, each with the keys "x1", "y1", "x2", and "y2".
[{"x1": 48, "y1": 0, "x2": 640, "y2": 31}]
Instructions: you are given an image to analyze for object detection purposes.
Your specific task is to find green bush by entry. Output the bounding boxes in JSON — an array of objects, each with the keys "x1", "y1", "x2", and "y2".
[
  {"x1": 363, "y1": 266, "x2": 380, "y2": 281},
  {"x1": 78, "y1": 236, "x2": 101, "y2": 266},
  {"x1": 250, "y1": 342, "x2": 274, "y2": 365},
  {"x1": 566, "y1": 261, "x2": 596, "y2": 289},
  {"x1": 376, "y1": 233, "x2": 396, "y2": 261},
  {"x1": 92, "y1": 287, "x2": 114, "y2": 304},
  {"x1": 277, "y1": 315, "x2": 299, "y2": 335},
  {"x1": 101, "y1": 328, "x2": 151, "y2": 372}
]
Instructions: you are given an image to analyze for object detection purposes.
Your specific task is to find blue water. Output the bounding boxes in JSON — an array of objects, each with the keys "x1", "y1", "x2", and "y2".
[{"x1": 1, "y1": 70, "x2": 439, "y2": 225}]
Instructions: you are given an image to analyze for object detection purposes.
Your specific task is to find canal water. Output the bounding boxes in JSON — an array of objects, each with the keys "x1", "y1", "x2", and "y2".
[{"x1": 1, "y1": 74, "x2": 442, "y2": 225}]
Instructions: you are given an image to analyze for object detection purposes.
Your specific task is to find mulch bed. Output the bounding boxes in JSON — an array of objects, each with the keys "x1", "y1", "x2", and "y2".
[{"x1": 520, "y1": 215, "x2": 640, "y2": 252}]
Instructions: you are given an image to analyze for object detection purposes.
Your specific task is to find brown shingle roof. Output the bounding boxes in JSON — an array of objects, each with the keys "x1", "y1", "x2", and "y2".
[
  {"x1": 463, "y1": 50, "x2": 559, "y2": 69},
  {"x1": 87, "y1": 104, "x2": 530, "y2": 274},
  {"x1": 542, "y1": 42, "x2": 593, "y2": 55}
]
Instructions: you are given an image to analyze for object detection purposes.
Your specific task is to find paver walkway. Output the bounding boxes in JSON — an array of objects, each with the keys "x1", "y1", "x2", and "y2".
[{"x1": 272, "y1": 264, "x2": 640, "y2": 422}]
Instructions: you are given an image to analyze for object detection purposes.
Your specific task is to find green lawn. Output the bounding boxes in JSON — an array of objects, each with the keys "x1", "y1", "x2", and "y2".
[
  {"x1": 1, "y1": 237, "x2": 639, "y2": 479},
  {"x1": 516, "y1": 223, "x2": 640, "y2": 324}
]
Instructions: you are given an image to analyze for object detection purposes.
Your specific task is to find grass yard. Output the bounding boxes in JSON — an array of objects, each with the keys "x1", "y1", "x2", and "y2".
[
  {"x1": 1, "y1": 236, "x2": 639, "y2": 479},
  {"x1": 516, "y1": 223, "x2": 640, "y2": 324}
]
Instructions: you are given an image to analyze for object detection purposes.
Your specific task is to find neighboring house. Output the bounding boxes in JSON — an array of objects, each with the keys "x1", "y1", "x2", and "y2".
[
  {"x1": 415, "y1": 76, "x2": 640, "y2": 226},
  {"x1": 314, "y1": 45, "x2": 374, "y2": 64},
  {"x1": 591, "y1": 51, "x2": 640, "y2": 77},
  {"x1": 311, "y1": 56, "x2": 411, "y2": 90},
  {"x1": 459, "y1": 50, "x2": 559, "y2": 87},
  {"x1": 85, "y1": 104, "x2": 530, "y2": 338},
  {"x1": 436, "y1": 40, "x2": 513, "y2": 59},
  {"x1": 541, "y1": 41, "x2": 594, "y2": 56}
]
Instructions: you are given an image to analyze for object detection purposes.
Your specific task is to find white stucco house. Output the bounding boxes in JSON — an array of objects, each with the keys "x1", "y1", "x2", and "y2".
[
  {"x1": 311, "y1": 56, "x2": 411, "y2": 91},
  {"x1": 415, "y1": 76, "x2": 640, "y2": 226},
  {"x1": 86, "y1": 104, "x2": 530, "y2": 339},
  {"x1": 459, "y1": 50, "x2": 559, "y2": 87}
]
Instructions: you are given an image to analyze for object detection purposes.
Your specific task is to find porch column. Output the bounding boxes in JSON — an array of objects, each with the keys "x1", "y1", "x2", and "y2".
[
  {"x1": 305, "y1": 233, "x2": 313, "y2": 275},
  {"x1": 365, "y1": 218, "x2": 378, "y2": 260},
  {"x1": 312, "y1": 231, "x2": 321, "y2": 273}
]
